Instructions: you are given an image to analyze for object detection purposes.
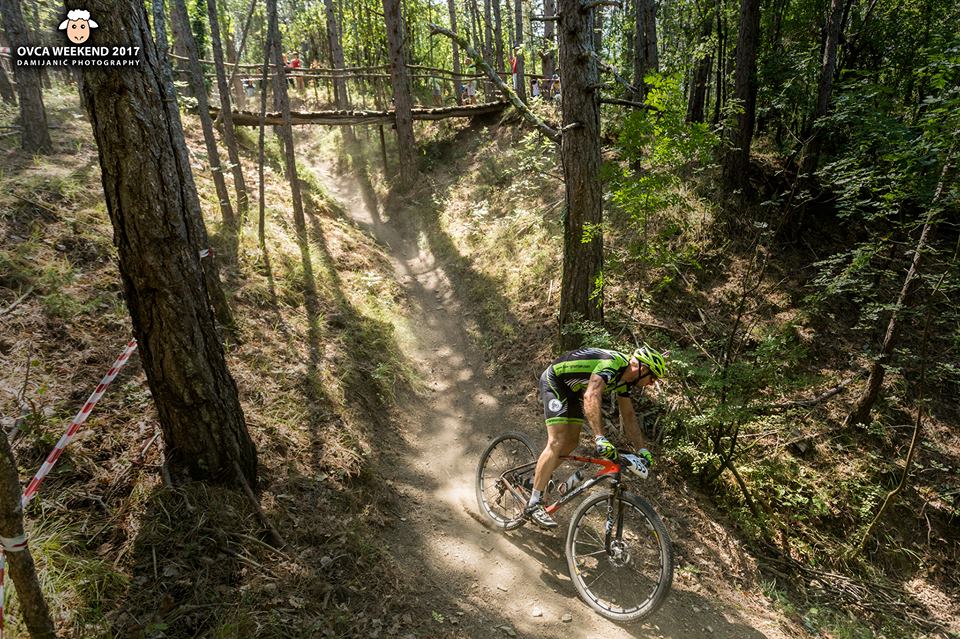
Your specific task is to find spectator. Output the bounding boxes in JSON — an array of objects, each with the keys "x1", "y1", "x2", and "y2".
[
  {"x1": 510, "y1": 45, "x2": 523, "y2": 93},
  {"x1": 531, "y1": 78, "x2": 540, "y2": 99},
  {"x1": 466, "y1": 79, "x2": 477, "y2": 105},
  {"x1": 289, "y1": 52, "x2": 303, "y2": 92},
  {"x1": 432, "y1": 78, "x2": 442, "y2": 106},
  {"x1": 552, "y1": 71, "x2": 561, "y2": 103}
]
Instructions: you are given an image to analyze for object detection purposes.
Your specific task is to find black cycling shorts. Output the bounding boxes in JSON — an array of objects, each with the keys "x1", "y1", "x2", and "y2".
[{"x1": 539, "y1": 369, "x2": 585, "y2": 427}]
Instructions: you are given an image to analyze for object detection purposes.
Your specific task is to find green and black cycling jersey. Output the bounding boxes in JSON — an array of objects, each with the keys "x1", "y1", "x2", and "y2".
[
  {"x1": 548, "y1": 348, "x2": 633, "y2": 397},
  {"x1": 539, "y1": 348, "x2": 632, "y2": 426}
]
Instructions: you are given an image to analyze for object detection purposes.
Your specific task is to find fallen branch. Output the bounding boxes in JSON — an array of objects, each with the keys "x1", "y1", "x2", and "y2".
[
  {"x1": 10, "y1": 193, "x2": 59, "y2": 217},
  {"x1": 724, "y1": 460, "x2": 759, "y2": 516},
  {"x1": 0, "y1": 286, "x2": 34, "y2": 317},
  {"x1": 233, "y1": 461, "x2": 287, "y2": 550},
  {"x1": 755, "y1": 367, "x2": 869, "y2": 414},
  {"x1": 219, "y1": 101, "x2": 510, "y2": 126},
  {"x1": 428, "y1": 23, "x2": 560, "y2": 143}
]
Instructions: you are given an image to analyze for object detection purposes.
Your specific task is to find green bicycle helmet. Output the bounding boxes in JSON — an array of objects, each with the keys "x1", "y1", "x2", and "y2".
[{"x1": 631, "y1": 344, "x2": 667, "y2": 379}]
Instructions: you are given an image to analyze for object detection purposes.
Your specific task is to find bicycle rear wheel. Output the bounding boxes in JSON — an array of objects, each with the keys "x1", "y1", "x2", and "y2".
[
  {"x1": 565, "y1": 491, "x2": 673, "y2": 622},
  {"x1": 475, "y1": 431, "x2": 536, "y2": 530}
]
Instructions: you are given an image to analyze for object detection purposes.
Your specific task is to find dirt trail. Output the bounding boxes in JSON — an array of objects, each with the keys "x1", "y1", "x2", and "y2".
[{"x1": 320, "y1": 163, "x2": 801, "y2": 639}]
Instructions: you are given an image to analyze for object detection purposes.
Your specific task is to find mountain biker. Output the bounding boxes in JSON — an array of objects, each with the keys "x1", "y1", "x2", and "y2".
[{"x1": 525, "y1": 345, "x2": 667, "y2": 529}]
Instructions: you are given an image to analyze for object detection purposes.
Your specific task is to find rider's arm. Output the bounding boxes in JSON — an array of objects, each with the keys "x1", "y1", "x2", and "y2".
[
  {"x1": 617, "y1": 394, "x2": 647, "y2": 451},
  {"x1": 584, "y1": 374, "x2": 606, "y2": 438}
]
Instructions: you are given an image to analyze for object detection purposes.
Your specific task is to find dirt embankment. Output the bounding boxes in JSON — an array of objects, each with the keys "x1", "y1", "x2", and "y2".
[{"x1": 315, "y1": 156, "x2": 809, "y2": 639}]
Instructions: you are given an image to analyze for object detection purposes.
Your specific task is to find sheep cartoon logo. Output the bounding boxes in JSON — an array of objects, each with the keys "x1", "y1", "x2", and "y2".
[{"x1": 59, "y1": 10, "x2": 98, "y2": 44}]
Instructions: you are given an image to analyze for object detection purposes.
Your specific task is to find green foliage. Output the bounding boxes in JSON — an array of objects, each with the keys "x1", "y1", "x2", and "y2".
[
  {"x1": 560, "y1": 316, "x2": 616, "y2": 349},
  {"x1": 608, "y1": 74, "x2": 718, "y2": 275}
]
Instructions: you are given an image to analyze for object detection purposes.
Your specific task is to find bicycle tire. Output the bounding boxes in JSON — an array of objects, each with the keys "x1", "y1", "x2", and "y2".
[
  {"x1": 565, "y1": 491, "x2": 673, "y2": 622},
  {"x1": 475, "y1": 431, "x2": 537, "y2": 531}
]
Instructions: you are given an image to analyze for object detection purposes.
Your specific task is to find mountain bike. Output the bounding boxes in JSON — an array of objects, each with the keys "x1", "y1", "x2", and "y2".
[{"x1": 475, "y1": 431, "x2": 673, "y2": 622}]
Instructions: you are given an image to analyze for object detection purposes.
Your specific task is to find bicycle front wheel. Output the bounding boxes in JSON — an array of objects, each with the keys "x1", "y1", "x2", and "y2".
[
  {"x1": 565, "y1": 491, "x2": 673, "y2": 622},
  {"x1": 475, "y1": 431, "x2": 536, "y2": 530}
]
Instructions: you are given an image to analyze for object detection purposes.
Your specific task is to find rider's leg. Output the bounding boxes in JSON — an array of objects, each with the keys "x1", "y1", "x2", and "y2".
[{"x1": 531, "y1": 422, "x2": 581, "y2": 495}]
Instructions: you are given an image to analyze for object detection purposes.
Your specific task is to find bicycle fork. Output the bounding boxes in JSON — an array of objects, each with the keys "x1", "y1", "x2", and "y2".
[{"x1": 603, "y1": 486, "x2": 629, "y2": 566}]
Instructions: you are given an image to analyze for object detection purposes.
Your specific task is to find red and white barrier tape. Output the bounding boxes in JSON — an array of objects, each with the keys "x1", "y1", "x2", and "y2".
[{"x1": 0, "y1": 339, "x2": 138, "y2": 637}]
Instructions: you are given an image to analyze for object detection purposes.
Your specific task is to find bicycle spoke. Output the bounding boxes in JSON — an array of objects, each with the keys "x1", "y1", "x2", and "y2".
[
  {"x1": 571, "y1": 495, "x2": 668, "y2": 617},
  {"x1": 585, "y1": 569, "x2": 609, "y2": 590}
]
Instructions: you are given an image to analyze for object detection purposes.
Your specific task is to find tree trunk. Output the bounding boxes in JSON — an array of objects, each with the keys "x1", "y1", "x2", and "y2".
[
  {"x1": 542, "y1": 0, "x2": 556, "y2": 79},
  {"x1": 325, "y1": 0, "x2": 350, "y2": 108},
  {"x1": 721, "y1": 0, "x2": 761, "y2": 195},
  {"x1": 484, "y1": 0, "x2": 494, "y2": 67},
  {"x1": 686, "y1": 11, "x2": 712, "y2": 122},
  {"x1": 557, "y1": 0, "x2": 603, "y2": 348},
  {"x1": 383, "y1": 0, "x2": 417, "y2": 187},
  {"x1": 448, "y1": 0, "x2": 464, "y2": 104},
  {"x1": 172, "y1": 0, "x2": 237, "y2": 230},
  {"x1": 712, "y1": 7, "x2": 725, "y2": 124},
  {"x1": 154, "y1": 0, "x2": 236, "y2": 333},
  {"x1": 223, "y1": 26, "x2": 245, "y2": 109},
  {"x1": 593, "y1": 6, "x2": 603, "y2": 55},
  {"x1": 505, "y1": 0, "x2": 514, "y2": 57},
  {"x1": 0, "y1": 0, "x2": 51, "y2": 152},
  {"x1": 633, "y1": 0, "x2": 658, "y2": 99},
  {"x1": 265, "y1": 0, "x2": 309, "y2": 244},
  {"x1": 493, "y1": 0, "x2": 505, "y2": 73},
  {"x1": 800, "y1": 0, "x2": 843, "y2": 177},
  {"x1": 0, "y1": 63, "x2": 15, "y2": 105},
  {"x1": 71, "y1": 0, "x2": 257, "y2": 485},
  {"x1": 207, "y1": 0, "x2": 249, "y2": 218},
  {"x1": 0, "y1": 430, "x2": 56, "y2": 639},
  {"x1": 845, "y1": 155, "x2": 954, "y2": 427},
  {"x1": 225, "y1": 0, "x2": 258, "y2": 109},
  {"x1": 513, "y1": 0, "x2": 526, "y2": 101}
]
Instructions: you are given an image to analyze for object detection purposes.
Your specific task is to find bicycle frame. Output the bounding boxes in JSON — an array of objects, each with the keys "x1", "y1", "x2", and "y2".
[{"x1": 496, "y1": 454, "x2": 629, "y2": 550}]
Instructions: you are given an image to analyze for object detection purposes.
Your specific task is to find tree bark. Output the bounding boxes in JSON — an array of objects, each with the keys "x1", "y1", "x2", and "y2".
[
  {"x1": 325, "y1": 0, "x2": 350, "y2": 108},
  {"x1": 633, "y1": 0, "x2": 658, "y2": 99},
  {"x1": 207, "y1": 0, "x2": 249, "y2": 218},
  {"x1": 0, "y1": 430, "x2": 56, "y2": 639},
  {"x1": 0, "y1": 62, "x2": 15, "y2": 105},
  {"x1": 542, "y1": 0, "x2": 556, "y2": 80},
  {"x1": 0, "y1": 0, "x2": 51, "y2": 152},
  {"x1": 383, "y1": 0, "x2": 417, "y2": 187},
  {"x1": 484, "y1": 0, "x2": 494, "y2": 68},
  {"x1": 686, "y1": 10, "x2": 713, "y2": 123},
  {"x1": 721, "y1": 0, "x2": 761, "y2": 195},
  {"x1": 223, "y1": 28, "x2": 245, "y2": 109},
  {"x1": 711, "y1": 7, "x2": 725, "y2": 124},
  {"x1": 447, "y1": 0, "x2": 464, "y2": 104},
  {"x1": 845, "y1": 154, "x2": 955, "y2": 427},
  {"x1": 593, "y1": 6, "x2": 603, "y2": 55},
  {"x1": 265, "y1": 0, "x2": 310, "y2": 246},
  {"x1": 153, "y1": 0, "x2": 236, "y2": 333},
  {"x1": 513, "y1": 0, "x2": 526, "y2": 101},
  {"x1": 558, "y1": 0, "x2": 603, "y2": 348},
  {"x1": 172, "y1": 0, "x2": 237, "y2": 230},
  {"x1": 71, "y1": 0, "x2": 257, "y2": 485},
  {"x1": 800, "y1": 0, "x2": 843, "y2": 177},
  {"x1": 492, "y1": 0, "x2": 505, "y2": 73}
]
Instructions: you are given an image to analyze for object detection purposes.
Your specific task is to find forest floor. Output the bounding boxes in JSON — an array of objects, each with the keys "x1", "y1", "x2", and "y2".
[
  {"x1": 2, "y1": 89, "x2": 956, "y2": 638},
  {"x1": 306, "y1": 141, "x2": 812, "y2": 638}
]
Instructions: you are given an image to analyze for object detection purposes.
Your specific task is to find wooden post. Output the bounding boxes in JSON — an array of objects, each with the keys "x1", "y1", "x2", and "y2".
[{"x1": 0, "y1": 431, "x2": 56, "y2": 639}]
